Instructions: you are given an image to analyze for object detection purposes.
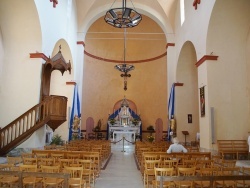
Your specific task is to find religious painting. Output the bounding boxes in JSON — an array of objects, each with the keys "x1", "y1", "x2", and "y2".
[
  {"x1": 188, "y1": 114, "x2": 192, "y2": 123},
  {"x1": 200, "y1": 86, "x2": 205, "y2": 117}
]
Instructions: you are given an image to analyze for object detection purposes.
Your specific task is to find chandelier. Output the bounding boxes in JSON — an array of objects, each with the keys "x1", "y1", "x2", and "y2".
[
  {"x1": 114, "y1": 28, "x2": 134, "y2": 91},
  {"x1": 104, "y1": 0, "x2": 142, "y2": 28}
]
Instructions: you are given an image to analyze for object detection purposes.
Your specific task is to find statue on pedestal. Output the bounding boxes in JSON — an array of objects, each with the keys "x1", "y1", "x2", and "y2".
[
  {"x1": 170, "y1": 115, "x2": 176, "y2": 138},
  {"x1": 72, "y1": 115, "x2": 80, "y2": 140}
]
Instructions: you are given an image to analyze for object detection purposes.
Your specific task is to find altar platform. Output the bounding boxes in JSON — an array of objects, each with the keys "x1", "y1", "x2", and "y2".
[{"x1": 108, "y1": 123, "x2": 141, "y2": 143}]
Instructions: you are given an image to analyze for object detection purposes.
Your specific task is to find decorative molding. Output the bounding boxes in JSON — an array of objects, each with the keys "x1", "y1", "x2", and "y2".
[
  {"x1": 50, "y1": 0, "x2": 58, "y2": 8},
  {"x1": 84, "y1": 50, "x2": 167, "y2": 64},
  {"x1": 166, "y1": 43, "x2": 175, "y2": 49},
  {"x1": 30, "y1": 53, "x2": 49, "y2": 61},
  {"x1": 77, "y1": 41, "x2": 85, "y2": 47},
  {"x1": 195, "y1": 55, "x2": 218, "y2": 67},
  {"x1": 193, "y1": 0, "x2": 201, "y2": 10},
  {"x1": 66, "y1": 81, "x2": 76, "y2": 85},
  {"x1": 174, "y1": 83, "x2": 184, "y2": 87}
]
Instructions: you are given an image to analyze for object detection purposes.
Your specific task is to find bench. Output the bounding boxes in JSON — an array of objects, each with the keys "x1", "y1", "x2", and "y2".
[{"x1": 217, "y1": 140, "x2": 248, "y2": 160}]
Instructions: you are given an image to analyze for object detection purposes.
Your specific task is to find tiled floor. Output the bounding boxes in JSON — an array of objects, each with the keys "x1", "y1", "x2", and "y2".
[{"x1": 95, "y1": 137, "x2": 144, "y2": 188}]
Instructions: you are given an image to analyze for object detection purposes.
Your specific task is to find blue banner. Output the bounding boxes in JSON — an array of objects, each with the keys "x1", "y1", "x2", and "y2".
[
  {"x1": 167, "y1": 83, "x2": 175, "y2": 141},
  {"x1": 68, "y1": 84, "x2": 81, "y2": 141}
]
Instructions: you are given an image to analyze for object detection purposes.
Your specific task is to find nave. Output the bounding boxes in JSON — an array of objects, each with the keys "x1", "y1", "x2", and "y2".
[{"x1": 95, "y1": 142, "x2": 143, "y2": 188}]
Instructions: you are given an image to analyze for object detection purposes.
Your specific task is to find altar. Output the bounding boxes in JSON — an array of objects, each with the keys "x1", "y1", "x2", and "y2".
[
  {"x1": 108, "y1": 123, "x2": 141, "y2": 142},
  {"x1": 106, "y1": 96, "x2": 142, "y2": 142}
]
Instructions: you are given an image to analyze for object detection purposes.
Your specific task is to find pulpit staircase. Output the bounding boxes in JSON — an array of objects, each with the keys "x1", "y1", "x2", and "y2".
[{"x1": 0, "y1": 95, "x2": 67, "y2": 156}]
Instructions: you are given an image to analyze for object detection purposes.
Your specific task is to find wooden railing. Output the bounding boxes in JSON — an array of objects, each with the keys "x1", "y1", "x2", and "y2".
[{"x1": 0, "y1": 95, "x2": 67, "y2": 156}]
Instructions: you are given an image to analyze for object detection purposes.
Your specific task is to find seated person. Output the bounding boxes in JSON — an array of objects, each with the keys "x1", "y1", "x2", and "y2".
[{"x1": 167, "y1": 137, "x2": 187, "y2": 153}]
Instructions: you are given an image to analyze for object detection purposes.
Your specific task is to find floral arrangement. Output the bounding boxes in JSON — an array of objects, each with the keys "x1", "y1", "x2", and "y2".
[
  {"x1": 109, "y1": 118, "x2": 116, "y2": 125},
  {"x1": 147, "y1": 125, "x2": 154, "y2": 131},
  {"x1": 132, "y1": 118, "x2": 140, "y2": 126},
  {"x1": 147, "y1": 135, "x2": 154, "y2": 143}
]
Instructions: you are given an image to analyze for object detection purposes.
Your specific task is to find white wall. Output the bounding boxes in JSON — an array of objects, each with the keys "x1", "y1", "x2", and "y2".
[{"x1": 206, "y1": 0, "x2": 250, "y2": 147}]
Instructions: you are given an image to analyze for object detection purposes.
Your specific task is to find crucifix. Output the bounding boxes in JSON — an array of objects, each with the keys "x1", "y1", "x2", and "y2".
[
  {"x1": 193, "y1": 0, "x2": 201, "y2": 10},
  {"x1": 50, "y1": 0, "x2": 58, "y2": 8}
]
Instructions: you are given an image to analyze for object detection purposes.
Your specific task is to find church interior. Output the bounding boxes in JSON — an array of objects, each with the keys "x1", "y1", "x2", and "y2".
[{"x1": 1, "y1": 0, "x2": 250, "y2": 187}]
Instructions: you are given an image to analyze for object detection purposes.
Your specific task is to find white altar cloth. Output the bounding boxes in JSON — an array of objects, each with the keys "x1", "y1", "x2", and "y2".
[{"x1": 108, "y1": 122, "x2": 140, "y2": 142}]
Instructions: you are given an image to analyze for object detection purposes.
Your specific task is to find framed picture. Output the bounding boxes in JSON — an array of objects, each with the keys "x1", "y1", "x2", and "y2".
[
  {"x1": 188, "y1": 114, "x2": 192, "y2": 123},
  {"x1": 200, "y1": 86, "x2": 205, "y2": 117}
]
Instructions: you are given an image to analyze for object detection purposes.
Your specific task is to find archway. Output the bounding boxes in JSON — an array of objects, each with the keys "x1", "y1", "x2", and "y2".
[{"x1": 175, "y1": 41, "x2": 199, "y2": 144}]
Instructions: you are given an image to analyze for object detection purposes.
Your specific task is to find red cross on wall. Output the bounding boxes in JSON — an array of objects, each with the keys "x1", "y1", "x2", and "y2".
[
  {"x1": 193, "y1": 0, "x2": 201, "y2": 10},
  {"x1": 50, "y1": 0, "x2": 58, "y2": 8}
]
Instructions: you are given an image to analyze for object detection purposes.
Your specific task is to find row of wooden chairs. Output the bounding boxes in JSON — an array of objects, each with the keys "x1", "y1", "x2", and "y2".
[
  {"x1": 0, "y1": 164, "x2": 87, "y2": 188},
  {"x1": 5, "y1": 155, "x2": 99, "y2": 186},
  {"x1": 142, "y1": 154, "x2": 239, "y2": 187},
  {"x1": 145, "y1": 165, "x2": 250, "y2": 188}
]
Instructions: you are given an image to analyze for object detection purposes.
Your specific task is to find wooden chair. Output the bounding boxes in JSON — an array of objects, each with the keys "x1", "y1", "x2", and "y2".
[
  {"x1": 194, "y1": 167, "x2": 219, "y2": 187},
  {"x1": 221, "y1": 160, "x2": 237, "y2": 167},
  {"x1": 64, "y1": 166, "x2": 86, "y2": 188},
  {"x1": 88, "y1": 133, "x2": 96, "y2": 140},
  {"x1": 7, "y1": 156, "x2": 22, "y2": 166},
  {"x1": 59, "y1": 158, "x2": 74, "y2": 171},
  {"x1": 174, "y1": 167, "x2": 196, "y2": 188},
  {"x1": 0, "y1": 164, "x2": 19, "y2": 187},
  {"x1": 238, "y1": 166, "x2": 250, "y2": 187},
  {"x1": 51, "y1": 153, "x2": 64, "y2": 165},
  {"x1": 67, "y1": 153, "x2": 81, "y2": 161},
  {"x1": 182, "y1": 159, "x2": 197, "y2": 168},
  {"x1": 160, "y1": 159, "x2": 178, "y2": 175},
  {"x1": 41, "y1": 165, "x2": 64, "y2": 188},
  {"x1": 144, "y1": 154, "x2": 159, "y2": 161},
  {"x1": 152, "y1": 167, "x2": 175, "y2": 188},
  {"x1": 39, "y1": 158, "x2": 55, "y2": 167},
  {"x1": 76, "y1": 159, "x2": 94, "y2": 187},
  {"x1": 196, "y1": 159, "x2": 214, "y2": 170},
  {"x1": 19, "y1": 164, "x2": 43, "y2": 188},
  {"x1": 23, "y1": 157, "x2": 38, "y2": 166},
  {"x1": 214, "y1": 167, "x2": 240, "y2": 188},
  {"x1": 35, "y1": 153, "x2": 49, "y2": 158},
  {"x1": 175, "y1": 154, "x2": 189, "y2": 167},
  {"x1": 0, "y1": 163, "x2": 14, "y2": 171},
  {"x1": 82, "y1": 154, "x2": 100, "y2": 178},
  {"x1": 143, "y1": 159, "x2": 161, "y2": 188},
  {"x1": 21, "y1": 152, "x2": 33, "y2": 158}
]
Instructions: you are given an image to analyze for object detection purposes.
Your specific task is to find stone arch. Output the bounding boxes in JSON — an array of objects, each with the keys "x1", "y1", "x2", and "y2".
[
  {"x1": 175, "y1": 41, "x2": 199, "y2": 143},
  {"x1": 113, "y1": 99, "x2": 137, "y2": 113}
]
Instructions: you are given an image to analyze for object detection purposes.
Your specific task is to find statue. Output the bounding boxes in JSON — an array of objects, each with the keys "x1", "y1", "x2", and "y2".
[
  {"x1": 73, "y1": 115, "x2": 80, "y2": 131},
  {"x1": 170, "y1": 115, "x2": 176, "y2": 137},
  {"x1": 72, "y1": 115, "x2": 80, "y2": 140}
]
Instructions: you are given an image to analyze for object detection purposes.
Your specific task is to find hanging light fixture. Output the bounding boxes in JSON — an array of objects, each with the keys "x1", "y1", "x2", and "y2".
[
  {"x1": 114, "y1": 28, "x2": 134, "y2": 91},
  {"x1": 104, "y1": 0, "x2": 142, "y2": 28}
]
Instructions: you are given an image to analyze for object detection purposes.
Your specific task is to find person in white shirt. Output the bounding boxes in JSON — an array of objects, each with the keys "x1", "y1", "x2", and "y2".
[{"x1": 167, "y1": 137, "x2": 188, "y2": 153}]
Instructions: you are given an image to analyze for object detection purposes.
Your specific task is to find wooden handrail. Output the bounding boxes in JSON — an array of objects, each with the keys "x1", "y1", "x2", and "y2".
[{"x1": 0, "y1": 95, "x2": 67, "y2": 156}]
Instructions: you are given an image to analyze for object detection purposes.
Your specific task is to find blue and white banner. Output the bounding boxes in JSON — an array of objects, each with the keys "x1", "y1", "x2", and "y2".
[
  {"x1": 167, "y1": 83, "x2": 175, "y2": 141},
  {"x1": 68, "y1": 84, "x2": 81, "y2": 141}
]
